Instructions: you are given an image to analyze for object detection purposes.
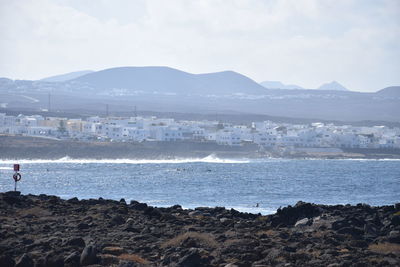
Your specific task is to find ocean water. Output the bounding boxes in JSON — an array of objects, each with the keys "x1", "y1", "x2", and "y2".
[{"x1": 0, "y1": 156, "x2": 399, "y2": 214}]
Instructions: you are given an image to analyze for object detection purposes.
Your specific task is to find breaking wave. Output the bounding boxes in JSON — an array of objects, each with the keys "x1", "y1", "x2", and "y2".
[
  {"x1": 1, "y1": 157, "x2": 400, "y2": 165},
  {"x1": 0, "y1": 155, "x2": 249, "y2": 164}
]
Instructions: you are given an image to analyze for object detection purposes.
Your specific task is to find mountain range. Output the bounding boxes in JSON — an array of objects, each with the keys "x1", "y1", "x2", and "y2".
[
  {"x1": 260, "y1": 80, "x2": 349, "y2": 91},
  {"x1": 0, "y1": 66, "x2": 399, "y2": 122},
  {"x1": 72, "y1": 67, "x2": 267, "y2": 96},
  {"x1": 43, "y1": 69, "x2": 350, "y2": 92}
]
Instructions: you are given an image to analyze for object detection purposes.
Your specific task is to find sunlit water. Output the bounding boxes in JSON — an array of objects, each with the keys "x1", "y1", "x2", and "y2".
[{"x1": 1, "y1": 157, "x2": 399, "y2": 214}]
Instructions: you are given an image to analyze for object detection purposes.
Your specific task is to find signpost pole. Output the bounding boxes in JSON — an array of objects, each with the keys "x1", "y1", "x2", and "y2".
[{"x1": 13, "y1": 164, "x2": 21, "y2": 191}]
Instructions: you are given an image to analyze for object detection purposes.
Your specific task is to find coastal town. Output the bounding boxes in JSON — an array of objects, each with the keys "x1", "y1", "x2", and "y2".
[{"x1": 1, "y1": 113, "x2": 399, "y2": 150}]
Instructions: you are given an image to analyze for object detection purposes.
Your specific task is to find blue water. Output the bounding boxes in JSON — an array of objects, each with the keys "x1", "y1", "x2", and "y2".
[{"x1": 0, "y1": 157, "x2": 399, "y2": 214}]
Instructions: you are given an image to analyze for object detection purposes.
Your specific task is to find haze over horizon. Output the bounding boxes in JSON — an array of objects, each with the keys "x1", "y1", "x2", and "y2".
[{"x1": 0, "y1": 0, "x2": 399, "y2": 92}]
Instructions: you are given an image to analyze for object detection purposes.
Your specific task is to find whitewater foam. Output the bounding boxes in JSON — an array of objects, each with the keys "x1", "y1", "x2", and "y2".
[
  {"x1": 1, "y1": 157, "x2": 400, "y2": 165},
  {"x1": 0, "y1": 167, "x2": 13, "y2": 170},
  {"x1": 0, "y1": 155, "x2": 249, "y2": 164}
]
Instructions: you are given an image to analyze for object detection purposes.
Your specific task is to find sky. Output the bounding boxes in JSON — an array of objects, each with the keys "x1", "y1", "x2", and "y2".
[{"x1": 0, "y1": 0, "x2": 399, "y2": 92}]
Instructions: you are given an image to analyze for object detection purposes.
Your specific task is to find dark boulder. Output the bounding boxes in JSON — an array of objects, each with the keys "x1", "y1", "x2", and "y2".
[
  {"x1": 171, "y1": 204, "x2": 183, "y2": 210},
  {"x1": 67, "y1": 197, "x2": 79, "y2": 204},
  {"x1": 271, "y1": 202, "x2": 321, "y2": 227},
  {"x1": 130, "y1": 202, "x2": 148, "y2": 211},
  {"x1": 80, "y1": 245, "x2": 98, "y2": 266}
]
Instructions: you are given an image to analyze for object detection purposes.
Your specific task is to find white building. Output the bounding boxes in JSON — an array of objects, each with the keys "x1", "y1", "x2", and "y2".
[
  {"x1": 216, "y1": 130, "x2": 241, "y2": 146},
  {"x1": 121, "y1": 127, "x2": 147, "y2": 142},
  {"x1": 155, "y1": 126, "x2": 183, "y2": 141}
]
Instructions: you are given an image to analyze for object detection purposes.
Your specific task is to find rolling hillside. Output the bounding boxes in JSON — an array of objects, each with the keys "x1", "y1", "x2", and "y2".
[{"x1": 73, "y1": 66, "x2": 268, "y2": 96}]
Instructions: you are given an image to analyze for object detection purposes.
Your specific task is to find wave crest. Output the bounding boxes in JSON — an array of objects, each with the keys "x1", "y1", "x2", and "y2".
[{"x1": 0, "y1": 155, "x2": 249, "y2": 164}]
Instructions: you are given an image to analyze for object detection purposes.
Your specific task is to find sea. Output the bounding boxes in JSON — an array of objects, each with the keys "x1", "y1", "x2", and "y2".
[{"x1": 0, "y1": 156, "x2": 399, "y2": 214}]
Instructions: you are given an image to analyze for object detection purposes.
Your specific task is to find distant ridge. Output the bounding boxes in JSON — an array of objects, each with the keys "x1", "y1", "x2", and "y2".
[
  {"x1": 73, "y1": 66, "x2": 268, "y2": 95},
  {"x1": 317, "y1": 81, "x2": 349, "y2": 91},
  {"x1": 260, "y1": 81, "x2": 303, "y2": 90},
  {"x1": 41, "y1": 70, "x2": 94, "y2": 82},
  {"x1": 376, "y1": 86, "x2": 400, "y2": 97},
  {"x1": 0, "y1": 66, "x2": 399, "y2": 123},
  {"x1": 260, "y1": 80, "x2": 350, "y2": 91}
]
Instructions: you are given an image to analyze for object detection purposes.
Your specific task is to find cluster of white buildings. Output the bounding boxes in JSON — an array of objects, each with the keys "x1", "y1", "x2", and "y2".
[{"x1": 1, "y1": 113, "x2": 400, "y2": 149}]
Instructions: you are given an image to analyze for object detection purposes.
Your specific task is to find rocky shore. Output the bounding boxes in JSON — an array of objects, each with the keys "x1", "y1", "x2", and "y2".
[{"x1": 0, "y1": 192, "x2": 399, "y2": 267}]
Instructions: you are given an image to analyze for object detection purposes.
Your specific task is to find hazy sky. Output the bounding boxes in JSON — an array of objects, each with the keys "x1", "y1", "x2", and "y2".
[{"x1": 0, "y1": 0, "x2": 399, "y2": 92}]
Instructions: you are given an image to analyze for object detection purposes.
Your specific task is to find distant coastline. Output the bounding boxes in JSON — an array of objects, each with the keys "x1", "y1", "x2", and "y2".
[{"x1": 1, "y1": 135, "x2": 400, "y2": 160}]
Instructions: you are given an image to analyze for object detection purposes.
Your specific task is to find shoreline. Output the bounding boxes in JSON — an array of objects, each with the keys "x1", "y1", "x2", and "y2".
[
  {"x1": 1, "y1": 135, "x2": 400, "y2": 160},
  {"x1": 1, "y1": 192, "x2": 399, "y2": 266},
  {"x1": 2, "y1": 156, "x2": 400, "y2": 163}
]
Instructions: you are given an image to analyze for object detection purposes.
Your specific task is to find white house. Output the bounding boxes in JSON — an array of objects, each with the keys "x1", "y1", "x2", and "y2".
[
  {"x1": 121, "y1": 127, "x2": 147, "y2": 142},
  {"x1": 216, "y1": 130, "x2": 241, "y2": 146},
  {"x1": 155, "y1": 126, "x2": 183, "y2": 141},
  {"x1": 252, "y1": 132, "x2": 277, "y2": 147}
]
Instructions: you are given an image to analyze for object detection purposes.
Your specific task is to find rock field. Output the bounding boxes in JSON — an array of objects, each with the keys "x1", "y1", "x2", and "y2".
[{"x1": 0, "y1": 191, "x2": 399, "y2": 266}]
